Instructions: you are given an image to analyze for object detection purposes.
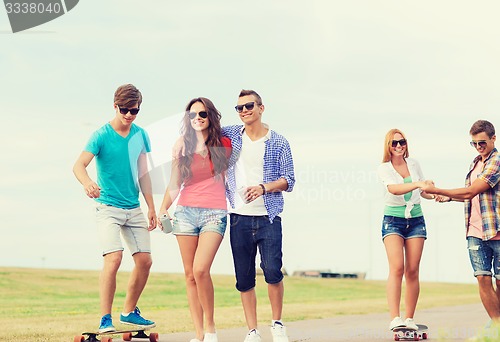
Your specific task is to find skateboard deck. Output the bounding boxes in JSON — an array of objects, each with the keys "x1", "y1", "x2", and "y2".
[
  {"x1": 393, "y1": 324, "x2": 428, "y2": 341},
  {"x1": 74, "y1": 328, "x2": 159, "y2": 342}
]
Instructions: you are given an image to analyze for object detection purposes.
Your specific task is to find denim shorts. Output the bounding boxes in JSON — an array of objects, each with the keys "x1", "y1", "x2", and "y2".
[
  {"x1": 468, "y1": 237, "x2": 500, "y2": 279},
  {"x1": 95, "y1": 203, "x2": 151, "y2": 256},
  {"x1": 229, "y1": 214, "x2": 284, "y2": 292},
  {"x1": 172, "y1": 205, "x2": 227, "y2": 237},
  {"x1": 381, "y1": 215, "x2": 427, "y2": 240}
]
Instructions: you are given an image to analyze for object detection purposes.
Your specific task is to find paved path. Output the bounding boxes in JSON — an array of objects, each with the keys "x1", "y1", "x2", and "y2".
[{"x1": 143, "y1": 304, "x2": 492, "y2": 341}]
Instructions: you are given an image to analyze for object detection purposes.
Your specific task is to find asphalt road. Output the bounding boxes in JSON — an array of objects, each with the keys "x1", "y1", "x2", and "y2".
[{"x1": 148, "y1": 303, "x2": 491, "y2": 342}]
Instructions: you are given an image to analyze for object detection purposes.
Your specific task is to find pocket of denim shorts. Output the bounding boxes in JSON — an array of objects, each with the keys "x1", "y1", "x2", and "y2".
[{"x1": 382, "y1": 216, "x2": 395, "y2": 225}]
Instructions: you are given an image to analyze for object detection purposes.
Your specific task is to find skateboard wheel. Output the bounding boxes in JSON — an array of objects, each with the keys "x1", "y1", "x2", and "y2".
[
  {"x1": 394, "y1": 335, "x2": 400, "y2": 341},
  {"x1": 101, "y1": 337, "x2": 112, "y2": 342},
  {"x1": 123, "y1": 332, "x2": 133, "y2": 341},
  {"x1": 422, "y1": 332, "x2": 428, "y2": 339},
  {"x1": 73, "y1": 335, "x2": 85, "y2": 342},
  {"x1": 149, "y1": 332, "x2": 159, "y2": 342}
]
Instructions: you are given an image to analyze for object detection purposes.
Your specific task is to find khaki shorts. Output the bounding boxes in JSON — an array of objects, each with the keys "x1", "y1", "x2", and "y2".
[{"x1": 95, "y1": 203, "x2": 151, "y2": 256}]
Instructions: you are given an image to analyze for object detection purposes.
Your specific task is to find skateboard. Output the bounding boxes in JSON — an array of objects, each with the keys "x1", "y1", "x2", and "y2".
[
  {"x1": 392, "y1": 324, "x2": 428, "y2": 341},
  {"x1": 74, "y1": 328, "x2": 159, "y2": 342}
]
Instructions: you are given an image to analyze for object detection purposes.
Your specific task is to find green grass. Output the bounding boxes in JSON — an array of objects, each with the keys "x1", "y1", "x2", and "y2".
[{"x1": 0, "y1": 267, "x2": 480, "y2": 341}]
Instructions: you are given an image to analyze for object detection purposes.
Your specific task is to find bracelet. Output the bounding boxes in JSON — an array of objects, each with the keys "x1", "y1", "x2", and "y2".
[{"x1": 259, "y1": 183, "x2": 266, "y2": 195}]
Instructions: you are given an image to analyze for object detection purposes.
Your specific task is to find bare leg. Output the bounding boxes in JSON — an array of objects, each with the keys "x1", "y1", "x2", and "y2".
[
  {"x1": 100, "y1": 251, "x2": 122, "y2": 316},
  {"x1": 177, "y1": 235, "x2": 204, "y2": 340},
  {"x1": 123, "y1": 252, "x2": 152, "y2": 313},
  {"x1": 268, "y1": 281, "x2": 284, "y2": 321},
  {"x1": 403, "y1": 238, "x2": 425, "y2": 319},
  {"x1": 478, "y1": 276, "x2": 500, "y2": 322},
  {"x1": 495, "y1": 279, "x2": 500, "y2": 309},
  {"x1": 193, "y1": 232, "x2": 223, "y2": 334},
  {"x1": 241, "y1": 288, "x2": 258, "y2": 330},
  {"x1": 384, "y1": 235, "x2": 405, "y2": 319}
]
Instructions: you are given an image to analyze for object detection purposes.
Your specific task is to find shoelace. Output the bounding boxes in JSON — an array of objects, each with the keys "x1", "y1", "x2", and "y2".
[{"x1": 101, "y1": 316, "x2": 112, "y2": 326}]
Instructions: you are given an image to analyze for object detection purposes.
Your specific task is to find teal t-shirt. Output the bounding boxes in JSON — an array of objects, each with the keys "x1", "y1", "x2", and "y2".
[
  {"x1": 384, "y1": 176, "x2": 423, "y2": 218},
  {"x1": 84, "y1": 123, "x2": 151, "y2": 209}
]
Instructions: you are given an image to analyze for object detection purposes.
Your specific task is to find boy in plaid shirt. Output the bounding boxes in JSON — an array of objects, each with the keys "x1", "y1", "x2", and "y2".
[{"x1": 423, "y1": 120, "x2": 500, "y2": 324}]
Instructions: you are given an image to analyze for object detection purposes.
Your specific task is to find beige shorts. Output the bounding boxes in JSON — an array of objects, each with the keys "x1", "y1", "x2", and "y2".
[{"x1": 95, "y1": 203, "x2": 151, "y2": 256}]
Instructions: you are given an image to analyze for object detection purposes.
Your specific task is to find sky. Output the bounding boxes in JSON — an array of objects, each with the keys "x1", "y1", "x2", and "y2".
[{"x1": 1, "y1": 0, "x2": 499, "y2": 284}]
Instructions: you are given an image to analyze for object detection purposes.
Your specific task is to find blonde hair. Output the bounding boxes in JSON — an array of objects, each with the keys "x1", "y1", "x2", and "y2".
[{"x1": 382, "y1": 128, "x2": 409, "y2": 162}]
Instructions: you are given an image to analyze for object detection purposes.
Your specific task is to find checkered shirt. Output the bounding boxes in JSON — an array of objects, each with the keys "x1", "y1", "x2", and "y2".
[
  {"x1": 465, "y1": 148, "x2": 500, "y2": 240},
  {"x1": 222, "y1": 125, "x2": 295, "y2": 223}
]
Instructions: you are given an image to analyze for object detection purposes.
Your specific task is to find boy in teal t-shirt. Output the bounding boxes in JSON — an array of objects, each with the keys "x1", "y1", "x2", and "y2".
[{"x1": 73, "y1": 84, "x2": 157, "y2": 332}]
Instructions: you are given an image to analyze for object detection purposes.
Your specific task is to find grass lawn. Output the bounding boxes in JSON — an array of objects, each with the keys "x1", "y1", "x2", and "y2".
[{"x1": 0, "y1": 267, "x2": 479, "y2": 341}]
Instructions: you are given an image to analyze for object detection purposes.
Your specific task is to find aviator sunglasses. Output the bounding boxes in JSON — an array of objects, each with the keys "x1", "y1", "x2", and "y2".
[
  {"x1": 188, "y1": 111, "x2": 208, "y2": 119},
  {"x1": 391, "y1": 139, "x2": 407, "y2": 147},
  {"x1": 470, "y1": 140, "x2": 488, "y2": 148},
  {"x1": 117, "y1": 106, "x2": 140, "y2": 115},
  {"x1": 235, "y1": 102, "x2": 256, "y2": 113}
]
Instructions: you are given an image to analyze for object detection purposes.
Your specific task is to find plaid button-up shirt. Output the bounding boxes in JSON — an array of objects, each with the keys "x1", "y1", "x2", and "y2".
[
  {"x1": 222, "y1": 125, "x2": 295, "y2": 223},
  {"x1": 465, "y1": 148, "x2": 500, "y2": 240}
]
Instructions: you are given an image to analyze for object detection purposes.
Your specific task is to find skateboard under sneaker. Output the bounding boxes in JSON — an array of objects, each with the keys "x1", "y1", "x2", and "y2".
[
  {"x1": 74, "y1": 328, "x2": 159, "y2": 342},
  {"x1": 392, "y1": 324, "x2": 428, "y2": 341}
]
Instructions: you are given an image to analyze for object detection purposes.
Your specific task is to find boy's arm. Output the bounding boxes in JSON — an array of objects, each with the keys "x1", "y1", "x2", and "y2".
[
  {"x1": 73, "y1": 151, "x2": 100, "y2": 198},
  {"x1": 422, "y1": 178, "x2": 490, "y2": 200},
  {"x1": 276, "y1": 138, "x2": 295, "y2": 192},
  {"x1": 261, "y1": 178, "x2": 289, "y2": 193},
  {"x1": 138, "y1": 153, "x2": 157, "y2": 230},
  {"x1": 247, "y1": 140, "x2": 294, "y2": 201}
]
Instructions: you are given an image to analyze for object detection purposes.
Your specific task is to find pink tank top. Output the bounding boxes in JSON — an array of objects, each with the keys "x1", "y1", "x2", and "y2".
[{"x1": 177, "y1": 137, "x2": 231, "y2": 210}]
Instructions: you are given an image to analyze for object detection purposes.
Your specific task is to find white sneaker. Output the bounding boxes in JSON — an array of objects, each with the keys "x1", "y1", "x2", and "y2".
[
  {"x1": 244, "y1": 329, "x2": 262, "y2": 342},
  {"x1": 404, "y1": 318, "x2": 418, "y2": 330},
  {"x1": 270, "y1": 321, "x2": 289, "y2": 342},
  {"x1": 389, "y1": 316, "x2": 405, "y2": 330},
  {"x1": 204, "y1": 332, "x2": 218, "y2": 342}
]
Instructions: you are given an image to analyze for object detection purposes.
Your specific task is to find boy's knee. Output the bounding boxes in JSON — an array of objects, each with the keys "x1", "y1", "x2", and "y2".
[
  {"x1": 134, "y1": 253, "x2": 152, "y2": 269},
  {"x1": 263, "y1": 267, "x2": 284, "y2": 285}
]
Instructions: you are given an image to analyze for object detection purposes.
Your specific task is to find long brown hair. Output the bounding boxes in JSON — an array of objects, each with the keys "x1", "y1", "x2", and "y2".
[
  {"x1": 178, "y1": 97, "x2": 229, "y2": 181},
  {"x1": 382, "y1": 128, "x2": 409, "y2": 162}
]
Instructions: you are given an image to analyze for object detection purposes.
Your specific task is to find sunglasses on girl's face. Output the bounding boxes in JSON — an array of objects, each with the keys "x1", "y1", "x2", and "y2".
[
  {"x1": 118, "y1": 106, "x2": 140, "y2": 115},
  {"x1": 187, "y1": 111, "x2": 208, "y2": 120},
  {"x1": 391, "y1": 139, "x2": 407, "y2": 147},
  {"x1": 470, "y1": 140, "x2": 488, "y2": 148},
  {"x1": 235, "y1": 102, "x2": 255, "y2": 113}
]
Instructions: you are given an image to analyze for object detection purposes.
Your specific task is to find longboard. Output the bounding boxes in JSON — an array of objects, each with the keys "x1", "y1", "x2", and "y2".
[
  {"x1": 393, "y1": 324, "x2": 428, "y2": 341},
  {"x1": 74, "y1": 328, "x2": 159, "y2": 342}
]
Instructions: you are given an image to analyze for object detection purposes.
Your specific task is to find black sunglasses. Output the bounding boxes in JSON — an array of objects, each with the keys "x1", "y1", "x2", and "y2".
[
  {"x1": 187, "y1": 111, "x2": 208, "y2": 120},
  {"x1": 470, "y1": 140, "x2": 488, "y2": 148},
  {"x1": 118, "y1": 106, "x2": 140, "y2": 115},
  {"x1": 391, "y1": 139, "x2": 407, "y2": 147},
  {"x1": 235, "y1": 102, "x2": 256, "y2": 113}
]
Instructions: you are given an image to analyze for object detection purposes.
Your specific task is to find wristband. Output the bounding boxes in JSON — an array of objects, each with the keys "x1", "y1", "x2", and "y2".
[{"x1": 259, "y1": 183, "x2": 266, "y2": 195}]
